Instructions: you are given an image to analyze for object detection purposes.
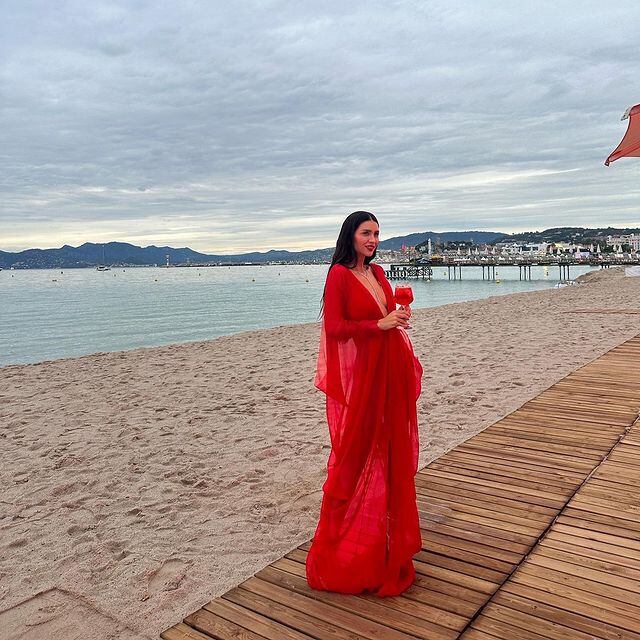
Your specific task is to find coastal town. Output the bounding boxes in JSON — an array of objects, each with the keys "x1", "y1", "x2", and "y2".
[{"x1": 379, "y1": 231, "x2": 640, "y2": 264}]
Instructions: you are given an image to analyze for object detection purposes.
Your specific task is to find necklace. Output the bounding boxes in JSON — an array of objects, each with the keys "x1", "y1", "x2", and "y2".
[{"x1": 352, "y1": 266, "x2": 387, "y2": 311}]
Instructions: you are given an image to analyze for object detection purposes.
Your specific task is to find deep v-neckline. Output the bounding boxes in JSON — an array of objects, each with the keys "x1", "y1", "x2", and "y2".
[{"x1": 346, "y1": 265, "x2": 388, "y2": 317}]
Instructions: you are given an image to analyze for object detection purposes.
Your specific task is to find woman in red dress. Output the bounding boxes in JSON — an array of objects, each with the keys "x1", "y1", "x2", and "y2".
[{"x1": 306, "y1": 210, "x2": 424, "y2": 597}]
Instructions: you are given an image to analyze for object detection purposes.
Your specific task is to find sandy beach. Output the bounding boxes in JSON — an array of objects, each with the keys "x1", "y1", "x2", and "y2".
[{"x1": 2, "y1": 266, "x2": 640, "y2": 639}]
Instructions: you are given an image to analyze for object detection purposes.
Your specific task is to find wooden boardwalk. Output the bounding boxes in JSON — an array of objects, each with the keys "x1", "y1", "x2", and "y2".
[{"x1": 162, "y1": 335, "x2": 640, "y2": 640}]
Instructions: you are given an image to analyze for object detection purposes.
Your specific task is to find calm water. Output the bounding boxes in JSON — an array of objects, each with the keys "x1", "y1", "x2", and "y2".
[{"x1": 0, "y1": 263, "x2": 596, "y2": 366}]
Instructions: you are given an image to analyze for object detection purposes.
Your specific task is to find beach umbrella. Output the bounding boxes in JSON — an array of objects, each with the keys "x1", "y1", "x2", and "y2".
[{"x1": 605, "y1": 104, "x2": 640, "y2": 165}]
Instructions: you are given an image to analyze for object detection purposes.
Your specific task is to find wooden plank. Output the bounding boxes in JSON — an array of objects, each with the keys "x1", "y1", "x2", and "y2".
[
  {"x1": 253, "y1": 565, "x2": 461, "y2": 638},
  {"x1": 418, "y1": 536, "x2": 516, "y2": 574},
  {"x1": 414, "y1": 550, "x2": 508, "y2": 584},
  {"x1": 469, "y1": 614, "x2": 551, "y2": 640},
  {"x1": 418, "y1": 508, "x2": 539, "y2": 546},
  {"x1": 500, "y1": 582, "x2": 640, "y2": 636},
  {"x1": 551, "y1": 521, "x2": 640, "y2": 552},
  {"x1": 418, "y1": 502, "x2": 542, "y2": 539},
  {"x1": 161, "y1": 622, "x2": 219, "y2": 640},
  {"x1": 583, "y1": 477, "x2": 640, "y2": 499},
  {"x1": 453, "y1": 442, "x2": 595, "y2": 472},
  {"x1": 543, "y1": 532, "x2": 640, "y2": 567},
  {"x1": 456, "y1": 444, "x2": 593, "y2": 475},
  {"x1": 235, "y1": 575, "x2": 437, "y2": 640},
  {"x1": 441, "y1": 448, "x2": 588, "y2": 479},
  {"x1": 416, "y1": 492, "x2": 550, "y2": 529},
  {"x1": 412, "y1": 572, "x2": 489, "y2": 606},
  {"x1": 415, "y1": 475, "x2": 559, "y2": 515},
  {"x1": 558, "y1": 514, "x2": 640, "y2": 542},
  {"x1": 222, "y1": 586, "x2": 389, "y2": 640},
  {"x1": 478, "y1": 601, "x2": 625, "y2": 640},
  {"x1": 421, "y1": 528, "x2": 523, "y2": 565},
  {"x1": 535, "y1": 544, "x2": 640, "y2": 582},
  {"x1": 184, "y1": 607, "x2": 269, "y2": 640},
  {"x1": 413, "y1": 558, "x2": 499, "y2": 596},
  {"x1": 464, "y1": 433, "x2": 603, "y2": 459},
  {"x1": 507, "y1": 565, "x2": 640, "y2": 620},
  {"x1": 418, "y1": 469, "x2": 569, "y2": 503},
  {"x1": 482, "y1": 426, "x2": 616, "y2": 450},
  {"x1": 427, "y1": 458, "x2": 579, "y2": 491}
]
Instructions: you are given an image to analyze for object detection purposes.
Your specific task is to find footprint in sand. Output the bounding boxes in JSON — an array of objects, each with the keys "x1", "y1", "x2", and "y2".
[{"x1": 143, "y1": 559, "x2": 188, "y2": 599}]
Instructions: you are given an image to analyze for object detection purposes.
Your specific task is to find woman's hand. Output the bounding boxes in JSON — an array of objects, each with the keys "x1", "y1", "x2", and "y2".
[{"x1": 377, "y1": 308, "x2": 411, "y2": 330}]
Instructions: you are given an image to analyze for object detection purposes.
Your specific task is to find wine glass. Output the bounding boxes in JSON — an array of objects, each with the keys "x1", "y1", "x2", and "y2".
[{"x1": 394, "y1": 284, "x2": 414, "y2": 330}]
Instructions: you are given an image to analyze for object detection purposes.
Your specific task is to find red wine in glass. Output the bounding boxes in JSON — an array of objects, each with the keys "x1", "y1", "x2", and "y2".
[{"x1": 394, "y1": 285, "x2": 414, "y2": 329}]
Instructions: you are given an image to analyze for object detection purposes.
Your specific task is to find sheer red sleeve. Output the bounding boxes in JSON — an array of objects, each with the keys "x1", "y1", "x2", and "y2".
[{"x1": 322, "y1": 265, "x2": 382, "y2": 340}]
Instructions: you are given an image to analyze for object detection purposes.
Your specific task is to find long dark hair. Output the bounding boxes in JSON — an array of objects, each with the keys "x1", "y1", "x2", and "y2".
[{"x1": 319, "y1": 210, "x2": 379, "y2": 318}]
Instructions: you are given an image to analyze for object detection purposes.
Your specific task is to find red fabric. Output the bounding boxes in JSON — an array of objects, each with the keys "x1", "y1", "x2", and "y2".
[
  {"x1": 605, "y1": 104, "x2": 640, "y2": 165},
  {"x1": 305, "y1": 263, "x2": 423, "y2": 596}
]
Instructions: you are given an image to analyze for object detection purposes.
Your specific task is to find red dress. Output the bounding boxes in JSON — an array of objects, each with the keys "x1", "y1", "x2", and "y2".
[{"x1": 305, "y1": 262, "x2": 423, "y2": 596}]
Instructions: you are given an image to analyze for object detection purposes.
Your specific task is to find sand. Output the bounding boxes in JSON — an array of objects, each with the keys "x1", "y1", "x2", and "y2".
[{"x1": 1, "y1": 266, "x2": 640, "y2": 639}]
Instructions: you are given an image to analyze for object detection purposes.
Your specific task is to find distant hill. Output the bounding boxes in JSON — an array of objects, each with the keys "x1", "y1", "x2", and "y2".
[
  {"x1": 0, "y1": 232, "x2": 505, "y2": 268},
  {"x1": 0, "y1": 242, "x2": 335, "y2": 269},
  {"x1": 2, "y1": 227, "x2": 634, "y2": 269},
  {"x1": 378, "y1": 230, "x2": 505, "y2": 250},
  {"x1": 498, "y1": 227, "x2": 640, "y2": 244}
]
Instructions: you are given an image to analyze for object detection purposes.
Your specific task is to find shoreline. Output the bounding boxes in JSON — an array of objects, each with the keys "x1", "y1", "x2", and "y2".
[{"x1": 2, "y1": 267, "x2": 640, "y2": 638}]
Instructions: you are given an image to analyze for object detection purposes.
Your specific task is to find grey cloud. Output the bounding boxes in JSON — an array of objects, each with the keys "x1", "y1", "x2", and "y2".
[{"x1": 1, "y1": 0, "x2": 639, "y2": 252}]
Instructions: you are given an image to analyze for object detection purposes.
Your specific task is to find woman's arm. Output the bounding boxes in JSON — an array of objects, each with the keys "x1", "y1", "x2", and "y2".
[{"x1": 323, "y1": 266, "x2": 382, "y2": 340}]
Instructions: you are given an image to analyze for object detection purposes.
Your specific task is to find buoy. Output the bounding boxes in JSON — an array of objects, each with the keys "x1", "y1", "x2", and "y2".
[
  {"x1": 252, "y1": 278, "x2": 255, "y2": 282},
  {"x1": 305, "y1": 279, "x2": 309, "y2": 282},
  {"x1": 496, "y1": 279, "x2": 501, "y2": 284}
]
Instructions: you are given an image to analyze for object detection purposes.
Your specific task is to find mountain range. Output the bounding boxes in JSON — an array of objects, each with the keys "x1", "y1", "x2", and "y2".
[
  {"x1": 0, "y1": 231, "x2": 504, "y2": 269},
  {"x1": 1, "y1": 227, "x2": 636, "y2": 269}
]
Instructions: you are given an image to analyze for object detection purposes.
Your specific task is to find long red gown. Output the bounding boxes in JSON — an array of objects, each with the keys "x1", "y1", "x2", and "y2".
[{"x1": 305, "y1": 262, "x2": 423, "y2": 596}]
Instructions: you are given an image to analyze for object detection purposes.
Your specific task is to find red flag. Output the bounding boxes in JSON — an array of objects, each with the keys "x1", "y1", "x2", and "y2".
[{"x1": 605, "y1": 104, "x2": 640, "y2": 166}]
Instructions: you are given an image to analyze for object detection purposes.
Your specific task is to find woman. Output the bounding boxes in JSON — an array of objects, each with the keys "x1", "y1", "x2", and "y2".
[{"x1": 305, "y1": 210, "x2": 424, "y2": 597}]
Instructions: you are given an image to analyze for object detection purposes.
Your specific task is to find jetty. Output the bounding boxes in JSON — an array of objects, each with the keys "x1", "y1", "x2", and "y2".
[
  {"x1": 386, "y1": 257, "x2": 640, "y2": 282},
  {"x1": 162, "y1": 333, "x2": 640, "y2": 640}
]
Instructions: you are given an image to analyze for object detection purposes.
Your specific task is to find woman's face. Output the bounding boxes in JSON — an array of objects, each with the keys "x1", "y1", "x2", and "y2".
[{"x1": 353, "y1": 220, "x2": 380, "y2": 259}]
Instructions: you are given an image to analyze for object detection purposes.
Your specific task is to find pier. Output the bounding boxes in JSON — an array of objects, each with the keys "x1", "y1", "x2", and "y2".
[{"x1": 386, "y1": 257, "x2": 640, "y2": 282}]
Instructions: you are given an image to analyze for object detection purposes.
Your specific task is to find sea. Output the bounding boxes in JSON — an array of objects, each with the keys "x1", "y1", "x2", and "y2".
[{"x1": 0, "y1": 263, "x2": 597, "y2": 366}]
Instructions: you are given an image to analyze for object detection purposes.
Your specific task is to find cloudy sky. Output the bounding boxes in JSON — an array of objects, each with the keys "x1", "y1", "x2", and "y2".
[{"x1": 1, "y1": 1, "x2": 639, "y2": 253}]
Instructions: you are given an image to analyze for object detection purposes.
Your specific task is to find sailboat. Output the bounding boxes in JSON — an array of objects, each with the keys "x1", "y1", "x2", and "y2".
[{"x1": 96, "y1": 244, "x2": 111, "y2": 271}]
